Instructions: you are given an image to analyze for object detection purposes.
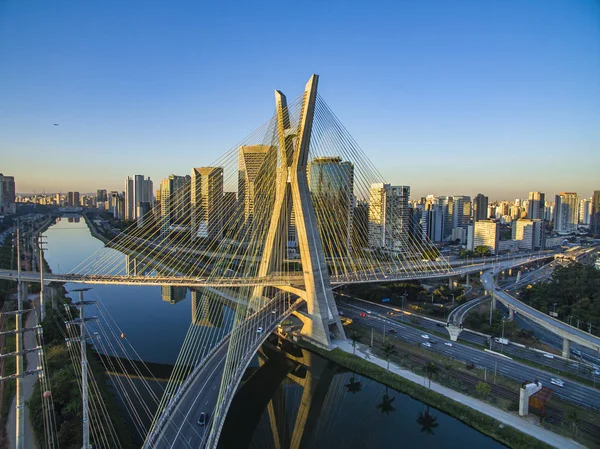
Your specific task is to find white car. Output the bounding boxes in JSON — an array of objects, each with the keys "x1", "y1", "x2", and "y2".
[
  {"x1": 421, "y1": 342, "x2": 432, "y2": 348},
  {"x1": 550, "y1": 378, "x2": 565, "y2": 387},
  {"x1": 444, "y1": 342, "x2": 453, "y2": 347},
  {"x1": 542, "y1": 353, "x2": 554, "y2": 359},
  {"x1": 257, "y1": 327, "x2": 263, "y2": 334},
  {"x1": 421, "y1": 334, "x2": 430, "y2": 339}
]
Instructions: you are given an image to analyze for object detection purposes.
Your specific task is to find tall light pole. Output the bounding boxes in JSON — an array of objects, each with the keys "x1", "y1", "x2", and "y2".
[
  {"x1": 67, "y1": 288, "x2": 95, "y2": 449},
  {"x1": 401, "y1": 292, "x2": 408, "y2": 315}
]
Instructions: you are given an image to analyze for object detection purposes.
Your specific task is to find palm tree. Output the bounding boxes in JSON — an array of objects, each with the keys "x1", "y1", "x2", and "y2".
[
  {"x1": 425, "y1": 362, "x2": 438, "y2": 389},
  {"x1": 382, "y1": 342, "x2": 397, "y2": 370},
  {"x1": 350, "y1": 332, "x2": 362, "y2": 355},
  {"x1": 345, "y1": 374, "x2": 363, "y2": 394},
  {"x1": 377, "y1": 386, "x2": 396, "y2": 415},
  {"x1": 417, "y1": 406, "x2": 439, "y2": 434}
]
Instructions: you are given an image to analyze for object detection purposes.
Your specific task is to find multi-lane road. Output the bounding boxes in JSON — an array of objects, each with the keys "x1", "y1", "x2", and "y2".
[{"x1": 338, "y1": 300, "x2": 600, "y2": 409}]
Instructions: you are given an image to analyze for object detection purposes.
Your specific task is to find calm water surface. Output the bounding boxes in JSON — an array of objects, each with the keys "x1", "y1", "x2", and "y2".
[{"x1": 43, "y1": 217, "x2": 504, "y2": 449}]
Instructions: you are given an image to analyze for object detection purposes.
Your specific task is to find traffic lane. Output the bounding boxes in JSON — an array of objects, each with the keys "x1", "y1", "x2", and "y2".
[
  {"x1": 156, "y1": 303, "x2": 287, "y2": 448},
  {"x1": 341, "y1": 305, "x2": 600, "y2": 408}
]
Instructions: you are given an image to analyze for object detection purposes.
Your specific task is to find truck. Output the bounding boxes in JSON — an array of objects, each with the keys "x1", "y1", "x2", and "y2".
[{"x1": 494, "y1": 337, "x2": 510, "y2": 345}]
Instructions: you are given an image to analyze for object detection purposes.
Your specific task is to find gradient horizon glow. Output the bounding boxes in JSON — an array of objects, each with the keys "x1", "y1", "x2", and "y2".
[{"x1": 0, "y1": 0, "x2": 598, "y2": 201}]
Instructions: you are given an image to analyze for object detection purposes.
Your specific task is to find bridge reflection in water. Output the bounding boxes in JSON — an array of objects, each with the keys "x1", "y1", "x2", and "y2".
[{"x1": 217, "y1": 337, "x2": 504, "y2": 449}]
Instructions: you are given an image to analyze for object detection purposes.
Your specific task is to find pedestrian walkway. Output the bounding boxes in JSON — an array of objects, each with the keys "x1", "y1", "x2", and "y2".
[{"x1": 333, "y1": 339, "x2": 585, "y2": 449}]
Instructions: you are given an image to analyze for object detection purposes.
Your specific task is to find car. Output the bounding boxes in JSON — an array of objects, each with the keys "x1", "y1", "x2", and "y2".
[
  {"x1": 593, "y1": 370, "x2": 600, "y2": 376},
  {"x1": 366, "y1": 310, "x2": 372, "y2": 314},
  {"x1": 198, "y1": 412, "x2": 208, "y2": 426},
  {"x1": 339, "y1": 310, "x2": 344, "y2": 316},
  {"x1": 444, "y1": 342, "x2": 453, "y2": 347},
  {"x1": 542, "y1": 353, "x2": 554, "y2": 359},
  {"x1": 388, "y1": 329, "x2": 397, "y2": 334},
  {"x1": 421, "y1": 334, "x2": 430, "y2": 339},
  {"x1": 550, "y1": 378, "x2": 565, "y2": 388},
  {"x1": 257, "y1": 327, "x2": 263, "y2": 333},
  {"x1": 360, "y1": 312, "x2": 366, "y2": 317},
  {"x1": 386, "y1": 311, "x2": 395, "y2": 316},
  {"x1": 421, "y1": 342, "x2": 432, "y2": 348},
  {"x1": 271, "y1": 310, "x2": 276, "y2": 314}
]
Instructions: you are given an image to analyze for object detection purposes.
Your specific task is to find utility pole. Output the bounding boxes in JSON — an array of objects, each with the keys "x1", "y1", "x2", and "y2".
[
  {"x1": 66, "y1": 288, "x2": 96, "y2": 449},
  {"x1": 38, "y1": 232, "x2": 47, "y2": 321},
  {"x1": 370, "y1": 328, "x2": 373, "y2": 347},
  {"x1": 489, "y1": 291, "x2": 494, "y2": 326},
  {"x1": 401, "y1": 292, "x2": 408, "y2": 315}
]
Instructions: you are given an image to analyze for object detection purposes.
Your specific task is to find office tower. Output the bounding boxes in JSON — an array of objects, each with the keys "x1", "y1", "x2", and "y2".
[
  {"x1": 578, "y1": 198, "x2": 590, "y2": 226},
  {"x1": 109, "y1": 191, "x2": 124, "y2": 219},
  {"x1": 409, "y1": 203, "x2": 423, "y2": 243},
  {"x1": 473, "y1": 193, "x2": 489, "y2": 222},
  {"x1": 544, "y1": 201, "x2": 554, "y2": 222},
  {"x1": 67, "y1": 191, "x2": 80, "y2": 207},
  {"x1": 125, "y1": 175, "x2": 153, "y2": 221},
  {"x1": 368, "y1": 183, "x2": 410, "y2": 253},
  {"x1": 238, "y1": 145, "x2": 277, "y2": 236},
  {"x1": 191, "y1": 167, "x2": 224, "y2": 240},
  {"x1": 160, "y1": 174, "x2": 191, "y2": 235},
  {"x1": 0, "y1": 174, "x2": 16, "y2": 214},
  {"x1": 137, "y1": 201, "x2": 152, "y2": 228},
  {"x1": 554, "y1": 192, "x2": 579, "y2": 233},
  {"x1": 592, "y1": 191, "x2": 600, "y2": 235},
  {"x1": 527, "y1": 192, "x2": 545, "y2": 220},
  {"x1": 473, "y1": 220, "x2": 499, "y2": 254},
  {"x1": 512, "y1": 219, "x2": 544, "y2": 250},
  {"x1": 422, "y1": 196, "x2": 444, "y2": 242},
  {"x1": 463, "y1": 196, "x2": 472, "y2": 221},
  {"x1": 96, "y1": 189, "x2": 107, "y2": 206},
  {"x1": 308, "y1": 157, "x2": 354, "y2": 258}
]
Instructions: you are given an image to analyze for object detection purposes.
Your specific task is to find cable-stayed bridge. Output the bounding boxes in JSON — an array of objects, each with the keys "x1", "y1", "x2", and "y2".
[{"x1": 1, "y1": 75, "x2": 564, "y2": 448}]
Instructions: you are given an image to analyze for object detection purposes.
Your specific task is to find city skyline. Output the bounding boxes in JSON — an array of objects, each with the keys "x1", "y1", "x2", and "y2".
[{"x1": 1, "y1": 0, "x2": 599, "y2": 198}]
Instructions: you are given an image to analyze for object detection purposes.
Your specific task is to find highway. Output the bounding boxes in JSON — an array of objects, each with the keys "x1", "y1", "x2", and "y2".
[
  {"x1": 338, "y1": 301, "x2": 600, "y2": 409},
  {"x1": 148, "y1": 298, "x2": 297, "y2": 449},
  {"x1": 482, "y1": 265, "x2": 600, "y2": 354}
]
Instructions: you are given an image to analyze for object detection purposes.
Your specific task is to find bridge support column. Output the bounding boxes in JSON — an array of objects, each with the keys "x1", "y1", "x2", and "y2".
[
  {"x1": 448, "y1": 278, "x2": 453, "y2": 289},
  {"x1": 446, "y1": 324, "x2": 462, "y2": 342},
  {"x1": 562, "y1": 338, "x2": 571, "y2": 359},
  {"x1": 519, "y1": 381, "x2": 542, "y2": 416},
  {"x1": 508, "y1": 308, "x2": 514, "y2": 321},
  {"x1": 465, "y1": 274, "x2": 470, "y2": 286}
]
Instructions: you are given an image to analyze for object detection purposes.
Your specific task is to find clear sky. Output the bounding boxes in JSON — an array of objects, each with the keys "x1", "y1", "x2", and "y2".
[{"x1": 0, "y1": 0, "x2": 598, "y2": 201}]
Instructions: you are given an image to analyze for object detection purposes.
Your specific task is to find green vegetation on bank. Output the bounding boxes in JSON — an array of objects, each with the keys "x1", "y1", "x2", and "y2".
[
  {"x1": 520, "y1": 263, "x2": 600, "y2": 337},
  {"x1": 299, "y1": 340, "x2": 554, "y2": 449},
  {"x1": 27, "y1": 306, "x2": 134, "y2": 448}
]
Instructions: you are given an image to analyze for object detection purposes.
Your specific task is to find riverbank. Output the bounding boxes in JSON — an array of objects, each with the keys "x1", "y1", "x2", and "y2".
[
  {"x1": 82, "y1": 213, "x2": 111, "y2": 244},
  {"x1": 299, "y1": 338, "x2": 585, "y2": 449}
]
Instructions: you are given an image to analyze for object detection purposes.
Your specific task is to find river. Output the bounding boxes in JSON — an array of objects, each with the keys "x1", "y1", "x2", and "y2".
[{"x1": 43, "y1": 216, "x2": 504, "y2": 448}]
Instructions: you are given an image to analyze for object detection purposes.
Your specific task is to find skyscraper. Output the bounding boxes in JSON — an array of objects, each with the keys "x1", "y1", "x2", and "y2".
[
  {"x1": 512, "y1": 219, "x2": 544, "y2": 250},
  {"x1": 308, "y1": 157, "x2": 354, "y2": 259},
  {"x1": 368, "y1": 183, "x2": 410, "y2": 253},
  {"x1": 473, "y1": 193, "x2": 488, "y2": 222},
  {"x1": 527, "y1": 192, "x2": 545, "y2": 220},
  {"x1": 554, "y1": 192, "x2": 579, "y2": 233},
  {"x1": 191, "y1": 167, "x2": 224, "y2": 240},
  {"x1": 238, "y1": 145, "x2": 277, "y2": 236},
  {"x1": 125, "y1": 175, "x2": 153, "y2": 221},
  {"x1": 67, "y1": 191, "x2": 80, "y2": 207},
  {"x1": 579, "y1": 198, "x2": 591, "y2": 225},
  {"x1": 0, "y1": 174, "x2": 16, "y2": 214},
  {"x1": 160, "y1": 174, "x2": 191, "y2": 235}
]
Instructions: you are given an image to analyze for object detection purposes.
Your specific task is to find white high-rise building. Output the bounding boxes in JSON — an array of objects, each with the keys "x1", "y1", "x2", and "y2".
[
  {"x1": 554, "y1": 192, "x2": 579, "y2": 233},
  {"x1": 579, "y1": 198, "x2": 591, "y2": 225},
  {"x1": 368, "y1": 183, "x2": 410, "y2": 253},
  {"x1": 512, "y1": 219, "x2": 544, "y2": 250},
  {"x1": 473, "y1": 220, "x2": 499, "y2": 254}
]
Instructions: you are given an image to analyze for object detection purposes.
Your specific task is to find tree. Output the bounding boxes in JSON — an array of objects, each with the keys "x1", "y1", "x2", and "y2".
[
  {"x1": 377, "y1": 387, "x2": 396, "y2": 414},
  {"x1": 474, "y1": 245, "x2": 491, "y2": 257},
  {"x1": 424, "y1": 362, "x2": 438, "y2": 389},
  {"x1": 382, "y1": 342, "x2": 397, "y2": 371},
  {"x1": 345, "y1": 374, "x2": 363, "y2": 394},
  {"x1": 475, "y1": 381, "x2": 491, "y2": 399},
  {"x1": 417, "y1": 406, "x2": 439, "y2": 434},
  {"x1": 350, "y1": 332, "x2": 362, "y2": 355},
  {"x1": 566, "y1": 410, "x2": 580, "y2": 435}
]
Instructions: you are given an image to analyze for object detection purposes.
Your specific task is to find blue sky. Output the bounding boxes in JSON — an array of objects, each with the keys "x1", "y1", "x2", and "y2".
[{"x1": 0, "y1": 0, "x2": 598, "y2": 200}]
